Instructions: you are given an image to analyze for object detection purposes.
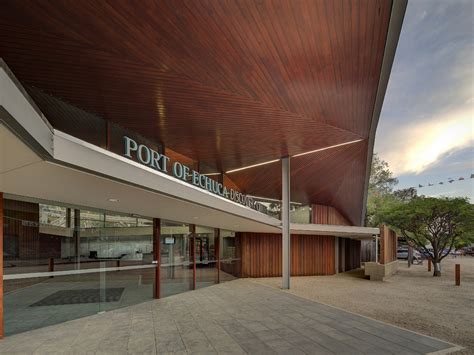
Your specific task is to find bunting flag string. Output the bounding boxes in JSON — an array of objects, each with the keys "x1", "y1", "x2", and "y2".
[{"x1": 413, "y1": 174, "x2": 473, "y2": 189}]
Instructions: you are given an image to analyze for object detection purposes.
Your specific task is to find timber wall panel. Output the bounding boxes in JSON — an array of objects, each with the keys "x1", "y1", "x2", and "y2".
[
  {"x1": 312, "y1": 204, "x2": 350, "y2": 226},
  {"x1": 237, "y1": 233, "x2": 335, "y2": 278},
  {"x1": 380, "y1": 224, "x2": 397, "y2": 264}
]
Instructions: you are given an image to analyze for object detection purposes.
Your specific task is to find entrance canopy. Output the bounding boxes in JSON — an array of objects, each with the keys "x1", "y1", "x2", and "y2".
[{"x1": 0, "y1": 0, "x2": 406, "y2": 225}]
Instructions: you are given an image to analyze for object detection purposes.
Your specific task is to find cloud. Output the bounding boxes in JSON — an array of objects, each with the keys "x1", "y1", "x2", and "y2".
[
  {"x1": 380, "y1": 107, "x2": 473, "y2": 175},
  {"x1": 376, "y1": 0, "x2": 473, "y2": 177}
]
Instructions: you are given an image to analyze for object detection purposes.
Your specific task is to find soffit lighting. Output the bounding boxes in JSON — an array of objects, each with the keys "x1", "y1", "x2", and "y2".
[
  {"x1": 224, "y1": 139, "x2": 363, "y2": 174},
  {"x1": 292, "y1": 139, "x2": 364, "y2": 158},
  {"x1": 108, "y1": 198, "x2": 119, "y2": 202},
  {"x1": 225, "y1": 159, "x2": 280, "y2": 174},
  {"x1": 202, "y1": 172, "x2": 221, "y2": 176},
  {"x1": 248, "y1": 195, "x2": 303, "y2": 205}
]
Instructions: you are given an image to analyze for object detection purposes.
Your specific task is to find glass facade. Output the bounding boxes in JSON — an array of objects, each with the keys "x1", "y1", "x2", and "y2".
[
  {"x1": 160, "y1": 220, "x2": 193, "y2": 297},
  {"x1": 2, "y1": 195, "x2": 235, "y2": 336},
  {"x1": 195, "y1": 226, "x2": 217, "y2": 288},
  {"x1": 220, "y1": 230, "x2": 240, "y2": 281},
  {"x1": 3, "y1": 197, "x2": 155, "y2": 336}
]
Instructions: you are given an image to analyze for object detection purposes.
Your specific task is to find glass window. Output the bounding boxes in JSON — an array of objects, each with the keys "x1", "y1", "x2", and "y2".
[
  {"x1": 220, "y1": 230, "x2": 240, "y2": 281},
  {"x1": 160, "y1": 220, "x2": 193, "y2": 297},
  {"x1": 3, "y1": 196, "x2": 154, "y2": 336},
  {"x1": 195, "y1": 226, "x2": 217, "y2": 288}
]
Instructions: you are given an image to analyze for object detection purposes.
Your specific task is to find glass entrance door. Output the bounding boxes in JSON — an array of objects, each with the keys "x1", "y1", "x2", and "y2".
[{"x1": 195, "y1": 226, "x2": 217, "y2": 288}]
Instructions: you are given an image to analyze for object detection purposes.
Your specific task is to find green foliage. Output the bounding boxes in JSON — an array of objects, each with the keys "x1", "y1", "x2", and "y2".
[
  {"x1": 368, "y1": 154, "x2": 399, "y2": 195},
  {"x1": 366, "y1": 154, "x2": 401, "y2": 226},
  {"x1": 379, "y1": 196, "x2": 474, "y2": 263},
  {"x1": 393, "y1": 187, "x2": 418, "y2": 202}
]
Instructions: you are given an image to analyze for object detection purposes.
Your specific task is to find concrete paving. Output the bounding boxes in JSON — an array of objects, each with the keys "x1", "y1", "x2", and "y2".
[{"x1": 0, "y1": 279, "x2": 460, "y2": 354}]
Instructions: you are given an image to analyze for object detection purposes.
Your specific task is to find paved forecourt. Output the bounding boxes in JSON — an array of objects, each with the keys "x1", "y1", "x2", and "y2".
[{"x1": 0, "y1": 279, "x2": 460, "y2": 354}]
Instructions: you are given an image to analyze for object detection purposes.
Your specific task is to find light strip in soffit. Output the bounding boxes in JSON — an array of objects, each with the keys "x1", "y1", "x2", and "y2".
[
  {"x1": 292, "y1": 139, "x2": 364, "y2": 157},
  {"x1": 225, "y1": 139, "x2": 364, "y2": 174}
]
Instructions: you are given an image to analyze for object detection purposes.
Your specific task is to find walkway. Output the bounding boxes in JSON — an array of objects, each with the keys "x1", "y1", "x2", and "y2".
[{"x1": 0, "y1": 279, "x2": 460, "y2": 354}]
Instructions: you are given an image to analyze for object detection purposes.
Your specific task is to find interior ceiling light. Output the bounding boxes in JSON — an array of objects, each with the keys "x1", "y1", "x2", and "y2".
[
  {"x1": 108, "y1": 198, "x2": 119, "y2": 202},
  {"x1": 225, "y1": 139, "x2": 363, "y2": 174},
  {"x1": 202, "y1": 172, "x2": 221, "y2": 176}
]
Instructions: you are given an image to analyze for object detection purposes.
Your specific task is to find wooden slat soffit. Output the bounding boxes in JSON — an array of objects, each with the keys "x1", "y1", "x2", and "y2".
[{"x1": 0, "y1": 0, "x2": 393, "y2": 225}]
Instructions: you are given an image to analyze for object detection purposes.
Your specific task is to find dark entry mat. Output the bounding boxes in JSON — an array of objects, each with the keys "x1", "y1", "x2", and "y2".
[{"x1": 30, "y1": 288, "x2": 124, "y2": 307}]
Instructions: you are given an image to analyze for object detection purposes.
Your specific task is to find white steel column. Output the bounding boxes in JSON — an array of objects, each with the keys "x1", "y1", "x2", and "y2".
[{"x1": 282, "y1": 156, "x2": 290, "y2": 289}]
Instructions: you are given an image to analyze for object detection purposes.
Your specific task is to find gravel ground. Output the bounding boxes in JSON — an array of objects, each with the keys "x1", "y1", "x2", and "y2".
[{"x1": 254, "y1": 257, "x2": 474, "y2": 354}]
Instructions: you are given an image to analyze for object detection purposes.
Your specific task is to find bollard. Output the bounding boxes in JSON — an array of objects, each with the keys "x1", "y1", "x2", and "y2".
[
  {"x1": 455, "y1": 264, "x2": 460, "y2": 286},
  {"x1": 117, "y1": 259, "x2": 121, "y2": 271},
  {"x1": 48, "y1": 257, "x2": 54, "y2": 278},
  {"x1": 428, "y1": 259, "x2": 431, "y2": 272}
]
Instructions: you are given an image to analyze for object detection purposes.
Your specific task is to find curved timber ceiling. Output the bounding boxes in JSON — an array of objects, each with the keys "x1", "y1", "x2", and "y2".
[{"x1": 0, "y1": 0, "x2": 394, "y2": 225}]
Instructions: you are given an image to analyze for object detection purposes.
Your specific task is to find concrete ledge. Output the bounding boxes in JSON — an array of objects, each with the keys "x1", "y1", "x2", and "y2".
[{"x1": 364, "y1": 260, "x2": 399, "y2": 281}]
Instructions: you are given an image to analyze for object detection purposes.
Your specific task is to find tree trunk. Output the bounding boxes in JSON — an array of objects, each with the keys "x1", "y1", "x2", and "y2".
[{"x1": 433, "y1": 261, "x2": 441, "y2": 277}]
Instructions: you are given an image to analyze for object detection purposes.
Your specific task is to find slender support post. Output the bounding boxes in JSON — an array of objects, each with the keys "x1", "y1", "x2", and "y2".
[
  {"x1": 215, "y1": 228, "x2": 220, "y2": 284},
  {"x1": 281, "y1": 156, "x2": 290, "y2": 289},
  {"x1": 190, "y1": 224, "x2": 196, "y2": 290},
  {"x1": 455, "y1": 264, "x2": 460, "y2": 286},
  {"x1": 153, "y1": 218, "x2": 161, "y2": 299},
  {"x1": 0, "y1": 192, "x2": 4, "y2": 339}
]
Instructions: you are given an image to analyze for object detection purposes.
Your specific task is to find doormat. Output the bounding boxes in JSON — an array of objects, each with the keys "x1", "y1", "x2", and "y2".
[{"x1": 30, "y1": 288, "x2": 124, "y2": 306}]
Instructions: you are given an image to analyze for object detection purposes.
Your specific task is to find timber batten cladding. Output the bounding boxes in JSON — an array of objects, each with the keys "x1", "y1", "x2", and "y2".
[
  {"x1": 234, "y1": 204, "x2": 362, "y2": 278},
  {"x1": 0, "y1": 0, "x2": 395, "y2": 226},
  {"x1": 237, "y1": 233, "x2": 336, "y2": 278}
]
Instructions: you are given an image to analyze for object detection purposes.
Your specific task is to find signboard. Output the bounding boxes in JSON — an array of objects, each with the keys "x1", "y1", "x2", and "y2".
[
  {"x1": 164, "y1": 237, "x2": 176, "y2": 245},
  {"x1": 123, "y1": 136, "x2": 267, "y2": 213}
]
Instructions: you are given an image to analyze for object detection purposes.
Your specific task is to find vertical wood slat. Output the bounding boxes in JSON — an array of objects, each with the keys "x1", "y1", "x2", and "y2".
[
  {"x1": 0, "y1": 192, "x2": 4, "y2": 339},
  {"x1": 312, "y1": 204, "x2": 351, "y2": 226},
  {"x1": 380, "y1": 224, "x2": 397, "y2": 264},
  {"x1": 153, "y1": 218, "x2": 161, "y2": 299},
  {"x1": 239, "y1": 233, "x2": 337, "y2": 277}
]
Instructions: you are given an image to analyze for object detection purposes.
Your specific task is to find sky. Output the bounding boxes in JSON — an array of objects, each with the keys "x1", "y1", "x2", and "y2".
[{"x1": 375, "y1": 0, "x2": 474, "y2": 201}]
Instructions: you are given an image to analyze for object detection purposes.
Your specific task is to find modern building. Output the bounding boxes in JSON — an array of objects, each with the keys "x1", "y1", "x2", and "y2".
[{"x1": 0, "y1": 0, "x2": 406, "y2": 338}]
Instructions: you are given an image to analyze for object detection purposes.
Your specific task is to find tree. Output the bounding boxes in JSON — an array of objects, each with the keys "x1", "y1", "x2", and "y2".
[
  {"x1": 380, "y1": 197, "x2": 474, "y2": 276},
  {"x1": 369, "y1": 154, "x2": 399, "y2": 194},
  {"x1": 366, "y1": 154, "x2": 399, "y2": 226},
  {"x1": 393, "y1": 187, "x2": 418, "y2": 202}
]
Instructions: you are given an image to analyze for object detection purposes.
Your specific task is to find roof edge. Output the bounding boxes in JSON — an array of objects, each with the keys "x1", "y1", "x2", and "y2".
[{"x1": 360, "y1": 0, "x2": 408, "y2": 226}]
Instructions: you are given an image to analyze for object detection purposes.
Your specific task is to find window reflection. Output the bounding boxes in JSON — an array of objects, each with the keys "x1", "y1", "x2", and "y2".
[
  {"x1": 160, "y1": 220, "x2": 192, "y2": 297},
  {"x1": 195, "y1": 226, "x2": 216, "y2": 288},
  {"x1": 220, "y1": 230, "x2": 240, "y2": 280},
  {"x1": 3, "y1": 197, "x2": 154, "y2": 336}
]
